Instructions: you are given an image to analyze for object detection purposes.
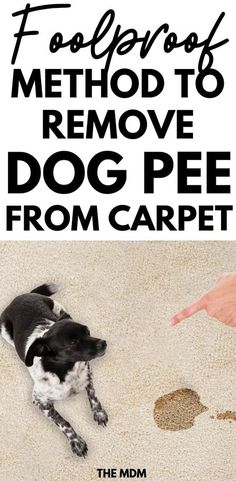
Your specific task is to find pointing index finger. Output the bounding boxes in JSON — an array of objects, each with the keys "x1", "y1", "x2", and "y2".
[{"x1": 170, "y1": 298, "x2": 205, "y2": 326}]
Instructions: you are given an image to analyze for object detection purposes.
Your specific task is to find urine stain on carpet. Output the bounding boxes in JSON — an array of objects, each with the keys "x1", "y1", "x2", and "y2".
[
  {"x1": 153, "y1": 389, "x2": 208, "y2": 431},
  {"x1": 213, "y1": 411, "x2": 236, "y2": 423}
]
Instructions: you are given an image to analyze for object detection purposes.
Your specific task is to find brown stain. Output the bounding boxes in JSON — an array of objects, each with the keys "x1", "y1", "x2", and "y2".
[
  {"x1": 153, "y1": 388, "x2": 208, "y2": 431},
  {"x1": 215, "y1": 411, "x2": 236, "y2": 422}
]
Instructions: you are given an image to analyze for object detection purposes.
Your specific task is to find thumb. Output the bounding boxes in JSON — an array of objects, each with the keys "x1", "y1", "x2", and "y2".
[{"x1": 170, "y1": 298, "x2": 205, "y2": 326}]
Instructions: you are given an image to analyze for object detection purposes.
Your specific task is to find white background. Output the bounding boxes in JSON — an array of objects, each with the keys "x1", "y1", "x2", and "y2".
[{"x1": 0, "y1": 0, "x2": 235, "y2": 240}]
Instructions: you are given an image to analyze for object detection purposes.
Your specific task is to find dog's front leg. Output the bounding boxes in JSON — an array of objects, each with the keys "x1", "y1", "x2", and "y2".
[
  {"x1": 86, "y1": 365, "x2": 108, "y2": 426},
  {"x1": 32, "y1": 395, "x2": 88, "y2": 457}
]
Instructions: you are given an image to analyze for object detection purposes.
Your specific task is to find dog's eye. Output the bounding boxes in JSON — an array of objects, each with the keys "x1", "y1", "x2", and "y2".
[{"x1": 69, "y1": 339, "x2": 77, "y2": 345}]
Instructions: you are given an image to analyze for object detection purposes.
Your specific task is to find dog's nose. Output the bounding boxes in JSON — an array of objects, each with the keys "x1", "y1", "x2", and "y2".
[{"x1": 97, "y1": 340, "x2": 107, "y2": 350}]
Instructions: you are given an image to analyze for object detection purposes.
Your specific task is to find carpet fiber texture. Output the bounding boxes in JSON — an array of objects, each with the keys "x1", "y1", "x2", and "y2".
[{"x1": 0, "y1": 241, "x2": 236, "y2": 481}]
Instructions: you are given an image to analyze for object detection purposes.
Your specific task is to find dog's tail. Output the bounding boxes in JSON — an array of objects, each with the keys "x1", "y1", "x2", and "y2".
[{"x1": 31, "y1": 283, "x2": 58, "y2": 296}]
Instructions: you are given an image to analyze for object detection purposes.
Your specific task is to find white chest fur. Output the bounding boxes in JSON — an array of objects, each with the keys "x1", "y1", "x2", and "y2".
[{"x1": 29, "y1": 360, "x2": 89, "y2": 403}]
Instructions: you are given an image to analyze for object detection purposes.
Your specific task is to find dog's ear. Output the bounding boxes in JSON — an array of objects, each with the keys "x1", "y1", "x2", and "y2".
[{"x1": 25, "y1": 338, "x2": 50, "y2": 367}]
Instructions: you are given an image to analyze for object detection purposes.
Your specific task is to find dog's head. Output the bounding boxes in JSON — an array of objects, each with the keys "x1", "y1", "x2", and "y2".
[{"x1": 25, "y1": 320, "x2": 107, "y2": 367}]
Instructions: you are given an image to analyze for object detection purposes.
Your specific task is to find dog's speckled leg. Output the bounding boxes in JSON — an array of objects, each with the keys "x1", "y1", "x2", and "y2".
[
  {"x1": 86, "y1": 364, "x2": 108, "y2": 426},
  {"x1": 33, "y1": 395, "x2": 88, "y2": 457}
]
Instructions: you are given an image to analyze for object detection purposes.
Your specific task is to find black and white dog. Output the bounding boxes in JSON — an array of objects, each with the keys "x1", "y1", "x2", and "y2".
[{"x1": 0, "y1": 283, "x2": 108, "y2": 457}]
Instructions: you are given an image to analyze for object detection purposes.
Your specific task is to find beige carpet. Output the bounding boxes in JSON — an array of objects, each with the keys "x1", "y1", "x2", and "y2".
[{"x1": 0, "y1": 241, "x2": 236, "y2": 481}]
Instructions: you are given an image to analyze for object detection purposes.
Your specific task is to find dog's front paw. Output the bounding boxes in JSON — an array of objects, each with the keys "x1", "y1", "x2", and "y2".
[
  {"x1": 70, "y1": 437, "x2": 88, "y2": 457},
  {"x1": 94, "y1": 408, "x2": 108, "y2": 427}
]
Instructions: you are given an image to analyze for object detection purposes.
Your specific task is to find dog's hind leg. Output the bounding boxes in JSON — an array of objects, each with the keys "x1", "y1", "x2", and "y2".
[
  {"x1": 86, "y1": 364, "x2": 108, "y2": 426},
  {"x1": 32, "y1": 394, "x2": 88, "y2": 457}
]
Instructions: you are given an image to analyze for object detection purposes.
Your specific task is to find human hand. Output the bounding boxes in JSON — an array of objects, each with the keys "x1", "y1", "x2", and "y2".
[{"x1": 170, "y1": 273, "x2": 236, "y2": 327}]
